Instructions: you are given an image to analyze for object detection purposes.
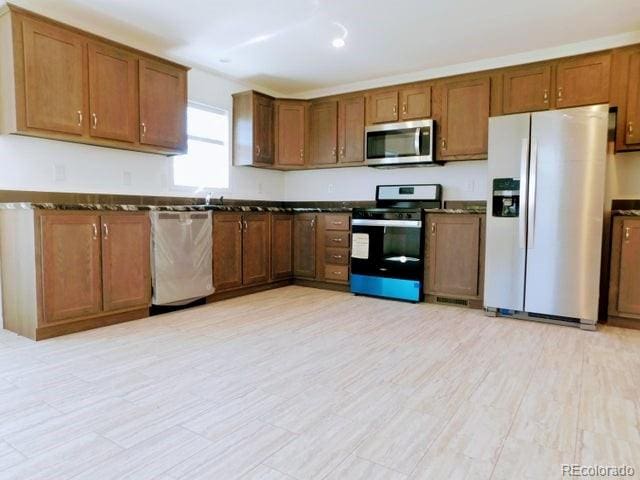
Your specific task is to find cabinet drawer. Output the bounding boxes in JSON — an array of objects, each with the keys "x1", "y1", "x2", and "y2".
[
  {"x1": 325, "y1": 231, "x2": 350, "y2": 247},
  {"x1": 324, "y1": 214, "x2": 350, "y2": 231},
  {"x1": 325, "y1": 247, "x2": 349, "y2": 265},
  {"x1": 325, "y1": 264, "x2": 349, "y2": 282}
]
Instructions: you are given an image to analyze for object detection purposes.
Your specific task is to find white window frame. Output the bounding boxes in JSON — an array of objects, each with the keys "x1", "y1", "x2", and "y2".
[{"x1": 170, "y1": 101, "x2": 230, "y2": 192}]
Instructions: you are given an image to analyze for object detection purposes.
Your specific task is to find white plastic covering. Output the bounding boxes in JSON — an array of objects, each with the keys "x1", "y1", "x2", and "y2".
[{"x1": 150, "y1": 211, "x2": 214, "y2": 305}]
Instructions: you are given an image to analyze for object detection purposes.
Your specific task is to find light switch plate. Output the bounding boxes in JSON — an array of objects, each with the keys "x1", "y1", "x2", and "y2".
[
  {"x1": 54, "y1": 164, "x2": 66, "y2": 182},
  {"x1": 123, "y1": 171, "x2": 132, "y2": 186}
]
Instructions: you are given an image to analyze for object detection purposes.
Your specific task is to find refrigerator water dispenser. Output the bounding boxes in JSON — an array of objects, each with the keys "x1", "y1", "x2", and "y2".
[{"x1": 492, "y1": 178, "x2": 520, "y2": 217}]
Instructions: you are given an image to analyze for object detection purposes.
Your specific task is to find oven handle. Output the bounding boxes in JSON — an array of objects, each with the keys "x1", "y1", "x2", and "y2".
[{"x1": 352, "y1": 219, "x2": 422, "y2": 228}]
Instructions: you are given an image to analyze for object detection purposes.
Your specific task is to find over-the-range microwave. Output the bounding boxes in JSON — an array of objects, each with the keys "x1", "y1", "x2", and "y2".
[{"x1": 365, "y1": 119, "x2": 436, "y2": 167}]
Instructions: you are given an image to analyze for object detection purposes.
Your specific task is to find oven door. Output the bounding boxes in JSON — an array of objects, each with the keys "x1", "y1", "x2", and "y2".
[{"x1": 350, "y1": 219, "x2": 424, "y2": 280}]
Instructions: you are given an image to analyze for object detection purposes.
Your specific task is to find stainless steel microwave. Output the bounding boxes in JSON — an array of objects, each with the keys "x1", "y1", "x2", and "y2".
[{"x1": 365, "y1": 119, "x2": 435, "y2": 167}]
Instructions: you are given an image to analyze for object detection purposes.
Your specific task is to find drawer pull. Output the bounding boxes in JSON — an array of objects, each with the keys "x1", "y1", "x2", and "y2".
[
  {"x1": 332, "y1": 238, "x2": 343, "y2": 242},
  {"x1": 332, "y1": 254, "x2": 343, "y2": 259},
  {"x1": 331, "y1": 221, "x2": 343, "y2": 225},
  {"x1": 332, "y1": 271, "x2": 343, "y2": 275},
  {"x1": 625, "y1": 227, "x2": 631, "y2": 241}
]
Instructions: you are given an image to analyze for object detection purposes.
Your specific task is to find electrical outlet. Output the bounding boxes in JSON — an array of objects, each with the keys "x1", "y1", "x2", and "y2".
[
  {"x1": 327, "y1": 183, "x2": 334, "y2": 194},
  {"x1": 123, "y1": 171, "x2": 132, "y2": 186},
  {"x1": 258, "y1": 182, "x2": 263, "y2": 194},
  {"x1": 54, "y1": 164, "x2": 66, "y2": 182}
]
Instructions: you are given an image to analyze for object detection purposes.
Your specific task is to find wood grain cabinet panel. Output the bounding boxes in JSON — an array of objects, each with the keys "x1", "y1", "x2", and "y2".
[
  {"x1": 88, "y1": 42, "x2": 137, "y2": 143},
  {"x1": 502, "y1": 65, "x2": 552, "y2": 114},
  {"x1": 400, "y1": 86, "x2": 431, "y2": 120},
  {"x1": 242, "y1": 213, "x2": 270, "y2": 286},
  {"x1": 338, "y1": 95, "x2": 365, "y2": 164},
  {"x1": 139, "y1": 58, "x2": 187, "y2": 150},
  {"x1": 625, "y1": 52, "x2": 640, "y2": 145},
  {"x1": 555, "y1": 53, "x2": 611, "y2": 108},
  {"x1": 271, "y1": 214, "x2": 293, "y2": 280},
  {"x1": 101, "y1": 214, "x2": 150, "y2": 312},
  {"x1": 368, "y1": 90, "x2": 398, "y2": 124},
  {"x1": 426, "y1": 214, "x2": 483, "y2": 298},
  {"x1": 40, "y1": 214, "x2": 102, "y2": 324},
  {"x1": 213, "y1": 213, "x2": 243, "y2": 291},
  {"x1": 275, "y1": 101, "x2": 306, "y2": 166},
  {"x1": 21, "y1": 16, "x2": 86, "y2": 135},
  {"x1": 609, "y1": 217, "x2": 640, "y2": 319},
  {"x1": 439, "y1": 78, "x2": 491, "y2": 158},
  {"x1": 310, "y1": 101, "x2": 338, "y2": 165},
  {"x1": 254, "y1": 94, "x2": 275, "y2": 165},
  {"x1": 293, "y1": 214, "x2": 317, "y2": 279}
]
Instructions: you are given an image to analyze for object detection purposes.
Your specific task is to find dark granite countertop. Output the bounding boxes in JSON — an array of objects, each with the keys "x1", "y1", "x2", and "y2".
[
  {"x1": 0, "y1": 202, "x2": 353, "y2": 213},
  {"x1": 425, "y1": 207, "x2": 487, "y2": 214},
  {"x1": 612, "y1": 209, "x2": 640, "y2": 216}
]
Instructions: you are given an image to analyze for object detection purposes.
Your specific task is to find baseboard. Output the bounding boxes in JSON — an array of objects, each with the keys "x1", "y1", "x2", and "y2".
[
  {"x1": 606, "y1": 315, "x2": 640, "y2": 330},
  {"x1": 207, "y1": 279, "x2": 293, "y2": 302},
  {"x1": 35, "y1": 307, "x2": 150, "y2": 340}
]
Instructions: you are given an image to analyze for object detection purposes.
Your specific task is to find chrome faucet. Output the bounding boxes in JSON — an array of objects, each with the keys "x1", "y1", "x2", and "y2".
[{"x1": 205, "y1": 192, "x2": 212, "y2": 205}]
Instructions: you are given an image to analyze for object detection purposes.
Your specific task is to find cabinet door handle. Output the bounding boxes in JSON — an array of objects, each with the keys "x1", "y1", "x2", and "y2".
[
  {"x1": 332, "y1": 148, "x2": 337, "y2": 158},
  {"x1": 625, "y1": 227, "x2": 631, "y2": 241},
  {"x1": 91, "y1": 113, "x2": 98, "y2": 129},
  {"x1": 393, "y1": 105, "x2": 397, "y2": 115},
  {"x1": 629, "y1": 122, "x2": 634, "y2": 137},
  {"x1": 102, "y1": 223, "x2": 109, "y2": 239},
  {"x1": 141, "y1": 122, "x2": 147, "y2": 136},
  {"x1": 402, "y1": 103, "x2": 407, "y2": 114},
  {"x1": 300, "y1": 148, "x2": 304, "y2": 158},
  {"x1": 311, "y1": 217, "x2": 316, "y2": 229},
  {"x1": 441, "y1": 138, "x2": 447, "y2": 150},
  {"x1": 431, "y1": 223, "x2": 436, "y2": 234},
  {"x1": 244, "y1": 220, "x2": 248, "y2": 231},
  {"x1": 340, "y1": 146, "x2": 345, "y2": 158},
  {"x1": 543, "y1": 89, "x2": 549, "y2": 104},
  {"x1": 557, "y1": 87, "x2": 563, "y2": 102},
  {"x1": 92, "y1": 223, "x2": 98, "y2": 240},
  {"x1": 256, "y1": 145, "x2": 261, "y2": 156},
  {"x1": 77, "y1": 110, "x2": 83, "y2": 127},
  {"x1": 238, "y1": 220, "x2": 243, "y2": 231}
]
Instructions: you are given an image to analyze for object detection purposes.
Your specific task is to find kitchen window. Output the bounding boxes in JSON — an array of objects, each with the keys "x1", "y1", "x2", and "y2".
[{"x1": 172, "y1": 103, "x2": 229, "y2": 189}]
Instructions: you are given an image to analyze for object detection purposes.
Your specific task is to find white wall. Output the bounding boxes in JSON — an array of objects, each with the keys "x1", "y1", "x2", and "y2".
[
  {"x1": 0, "y1": 68, "x2": 285, "y2": 201},
  {"x1": 284, "y1": 161, "x2": 488, "y2": 202}
]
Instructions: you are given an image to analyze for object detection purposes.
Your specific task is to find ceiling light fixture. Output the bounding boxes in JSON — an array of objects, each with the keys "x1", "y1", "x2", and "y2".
[
  {"x1": 332, "y1": 37, "x2": 345, "y2": 48},
  {"x1": 331, "y1": 21, "x2": 348, "y2": 49}
]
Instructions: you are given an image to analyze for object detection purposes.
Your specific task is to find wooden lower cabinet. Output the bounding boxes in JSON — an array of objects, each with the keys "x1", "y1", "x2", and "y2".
[
  {"x1": 425, "y1": 214, "x2": 485, "y2": 305},
  {"x1": 293, "y1": 214, "x2": 317, "y2": 279},
  {"x1": 0, "y1": 209, "x2": 151, "y2": 340},
  {"x1": 609, "y1": 217, "x2": 640, "y2": 324},
  {"x1": 212, "y1": 213, "x2": 244, "y2": 291},
  {"x1": 101, "y1": 213, "x2": 151, "y2": 312},
  {"x1": 271, "y1": 214, "x2": 293, "y2": 280},
  {"x1": 212, "y1": 212, "x2": 272, "y2": 292},
  {"x1": 41, "y1": 213, "x2": 102, "y2": 323},
  {"x1": 243, "y1": 213, "x2": 270, "y2": 285}
]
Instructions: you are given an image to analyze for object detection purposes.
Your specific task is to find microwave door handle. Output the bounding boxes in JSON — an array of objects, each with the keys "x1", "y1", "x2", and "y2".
[{"x1": 414, "y1": 128, "x2": 421, "y2": 155}]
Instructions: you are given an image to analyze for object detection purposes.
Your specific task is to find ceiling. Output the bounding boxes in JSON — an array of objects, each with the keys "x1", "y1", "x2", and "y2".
[{"x1": 7, "y1": 0, "x2": 640, "y2": 95}]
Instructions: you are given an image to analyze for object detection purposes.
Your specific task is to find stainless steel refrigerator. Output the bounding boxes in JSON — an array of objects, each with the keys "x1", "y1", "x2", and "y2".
[{"x1": 484, "y1": 105, "x2": 609, "y2": 330}]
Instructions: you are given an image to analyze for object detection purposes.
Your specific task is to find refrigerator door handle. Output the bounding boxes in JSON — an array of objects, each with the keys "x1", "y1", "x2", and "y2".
[
  {"x1": 518, "y1": 138, "x2": 529, "y2": 249},
  {"x1": 527, "y1": 138, "x2": 538, "y2": 249}
]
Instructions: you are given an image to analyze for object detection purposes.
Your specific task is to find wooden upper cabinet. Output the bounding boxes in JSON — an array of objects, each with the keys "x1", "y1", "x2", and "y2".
[
  {"x1": 101, "y1": 214, "x2": 150, "y2": 312},
  {"x1": 40, "y1": 213, "x2": 102, "y2": 324},
  {"x1": 426, "y1": 214, "x2": 483, "y2": 298},
  {"x1": 309, "y1": 101, "x2": 338, "y2": 165},
  {"x1": 271, "y1": 214, "x2": 293, "y2": 280},
  {"x1": 502, "y1": 65, "x2": 551, "y2": 114},
  {"x1": 555, "y1": 53, "x2": 611, "y2": 108},
  {"x1": 139, "y1": 58, "x2": 187, "y2": 150},
  {"x1": 617, "y1": 218, "x2": 640, "y2": 315},
  {"x1": 213, "y1": 213, "x2": 243, "y2": 292},
  {"x1": 338, "y1": 95, "x2": 365, "y2": 164},
  {"x1": 88, "y1": 42, "x2": 137, "y2": 143},
  {"x1": 293, "y1": 214, "x2": 317, "y2": 279},
  {"x1": 20, "y1": 17, "x2": 86, "y2": 135},
  {"x1": 625, "y1": 52, "x2": 640, "y2": 145},
  {"x1": 439, "y1": 77, "x2": 491, "y2": 158},
  {"x1": 242, "y1": 213, "x2": 270, "y2": 286},
  {"x1": 254, "y1": 94, "x2": 275, "y2": 165},
  {"x1": 275, "y1": 100, "x2": 306, "y2": 166},
  {"x1": 400, "y1": 86, "x2": 431, "y2": 120},
  {"x1": 368, "y1": 90, "x2": 398, "y2": 123}
]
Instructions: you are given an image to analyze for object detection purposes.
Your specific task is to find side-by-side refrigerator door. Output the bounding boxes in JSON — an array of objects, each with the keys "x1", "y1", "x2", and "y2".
[
  {"x1": 524, "y1": 105, "x2": 608, "y2": 323},
  {"x1": 484, "y1": 113, "x2": 531, "y2": 312}
]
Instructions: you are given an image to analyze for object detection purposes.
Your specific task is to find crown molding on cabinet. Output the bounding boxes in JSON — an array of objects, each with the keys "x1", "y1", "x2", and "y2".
[{"x1": 292, "y1": 30, "x2": 640, "y2": 100}]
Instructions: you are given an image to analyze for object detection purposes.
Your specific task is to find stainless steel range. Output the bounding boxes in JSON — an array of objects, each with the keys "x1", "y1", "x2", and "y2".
[{"x1": 350, "y1": 184, "x2": 442, "y2": 302}]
